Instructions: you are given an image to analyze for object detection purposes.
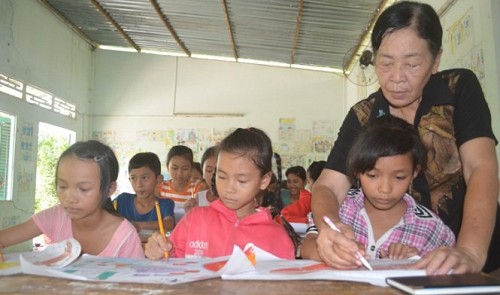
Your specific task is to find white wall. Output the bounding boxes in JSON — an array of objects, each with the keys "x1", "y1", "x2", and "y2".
[
  {"x1": 0, "y1": 0, "x2": 93, "y2": 251},
  {"x1": 92, "y1": 51, "x2": 346, "y2": 193}
]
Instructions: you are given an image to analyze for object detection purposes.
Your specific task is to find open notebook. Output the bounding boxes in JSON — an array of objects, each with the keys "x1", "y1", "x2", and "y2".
[{"x1": 2, "y1": 238, "x2": 425, "y2": 286}]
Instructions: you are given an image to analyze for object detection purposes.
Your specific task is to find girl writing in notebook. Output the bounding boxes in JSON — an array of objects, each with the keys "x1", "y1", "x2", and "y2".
[
  {"x1": 0, "y1": 140, "x2": 144, "y2": 260},
  {"x1": 145, "y1": 128, "x2": 295, "y2": 260},
  {"x1": 301, "y1": 116, "x2": 455, "y2": 263}
]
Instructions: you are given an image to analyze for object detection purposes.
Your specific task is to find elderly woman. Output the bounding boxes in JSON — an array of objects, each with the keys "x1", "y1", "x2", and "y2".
[{"x1": 306, "y1": 1, "x2": 499, "y2": 275}]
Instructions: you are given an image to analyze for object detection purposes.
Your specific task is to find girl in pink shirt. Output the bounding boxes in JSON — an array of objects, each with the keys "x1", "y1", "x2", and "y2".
[
  {"x1": 0, "y1": 140, "x2": 144, "y2": 260},
  {"x1": 145, "y1": 128, "x2": 296, "y2": 260}
]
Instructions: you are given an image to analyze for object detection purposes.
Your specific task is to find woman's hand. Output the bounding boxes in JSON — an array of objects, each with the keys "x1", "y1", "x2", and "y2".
[
  {"x1": 380, "y1": 243, "x2": 419, "y2": 260},
  {"x1": 410, "y1": 246, "x2": 483, "y2": 274},
  {"x1": 316, "y1": 223, "x2": 366, "y2": 269},
  {"x1": 144, "y1": 231, "x2": 172, "y2": 260}
]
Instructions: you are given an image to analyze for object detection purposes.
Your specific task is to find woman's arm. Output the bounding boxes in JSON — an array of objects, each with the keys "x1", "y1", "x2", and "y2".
[{"x1": 414, "y1": 137, "x2": 499, "y2": 274}]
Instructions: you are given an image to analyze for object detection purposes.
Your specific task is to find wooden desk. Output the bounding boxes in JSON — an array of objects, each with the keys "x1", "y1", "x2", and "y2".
[{"x1": 0, "y1": 274, "x2": 405, "y2": 294}]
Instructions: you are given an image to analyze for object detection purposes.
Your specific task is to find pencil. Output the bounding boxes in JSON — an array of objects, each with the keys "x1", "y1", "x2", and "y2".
[
  {"x1": 155, "y1": 201, "x2": 169, "y2": 259},
  {"x1": 322, "y1": 215, "x2": 373, "y2": 271}
]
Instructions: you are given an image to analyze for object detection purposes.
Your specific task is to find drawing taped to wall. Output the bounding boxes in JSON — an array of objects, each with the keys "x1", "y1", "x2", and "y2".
[
  {"x1": 444, "y1": 8, "x2": 474, "y2": 57},
  {"x1": 93, "y1": 118, "x2": 337, "y2": 194}
]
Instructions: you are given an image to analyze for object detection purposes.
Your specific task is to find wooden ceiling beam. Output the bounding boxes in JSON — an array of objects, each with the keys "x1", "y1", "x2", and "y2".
[
  {"x1": 290, "y1": 0, "x2": 305, "y2": 65},
  {"x1": 149, "y1": 0, "x2": 191, "y2": 57},
  {"x1": 38, "y1": 0, "x2": 97, "y2": 49},
  {"x1": 90, "y1": 0, "x2": 140, "y2": 52},
  {"x1": 221, "y1": 0, "x2": 238, "y2": 59},
  {"x1": 345, "y1": 0, "x2": 393, "y2": 73}
]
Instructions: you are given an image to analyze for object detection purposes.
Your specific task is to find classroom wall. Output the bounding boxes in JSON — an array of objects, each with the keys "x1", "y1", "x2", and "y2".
[
  {"x1": 0, "y1": 0, "x2": 93, "y2": 251},
  {"x1": 91, "y1": 51, "x2": 346, "y2": 194}
]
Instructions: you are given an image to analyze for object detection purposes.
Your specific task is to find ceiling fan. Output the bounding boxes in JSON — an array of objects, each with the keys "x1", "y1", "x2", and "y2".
[{"x1": 343, "y1": 48, "x2": 378, "y2": 87}]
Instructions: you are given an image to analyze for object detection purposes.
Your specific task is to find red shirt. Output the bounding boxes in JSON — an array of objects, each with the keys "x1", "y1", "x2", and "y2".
[
  {"x1": 169, "y1": 199, "x2": 295, "y2": 259},
  {"x1": 280, "y1": 189, "x2": 311, "y2": 223}
]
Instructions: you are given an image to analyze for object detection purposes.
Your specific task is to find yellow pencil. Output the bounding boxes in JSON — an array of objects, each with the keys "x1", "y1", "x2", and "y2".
[{"x1": 154, "y1": 201, "x2": 169, "y2": 259}]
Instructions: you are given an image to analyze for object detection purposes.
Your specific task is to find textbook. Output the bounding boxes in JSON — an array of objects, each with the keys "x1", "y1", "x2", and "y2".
[
  {"x1": 1, "y1": 238, "x2": 425, "y2": 286},
  {"x1": 386, "y1": 273, "x2": 500, "y2": 294}
]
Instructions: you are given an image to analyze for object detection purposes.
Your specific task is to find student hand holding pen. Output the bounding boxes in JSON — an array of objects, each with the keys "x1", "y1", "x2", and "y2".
[
  {"x1": 310, "y1": 217, "x2": 370, "y2": 270},
  {"x1": 145, "y1": 201, "x2": 171, "y2": 260},
  {"x1": 144, "y1": 231, "x2": 172, "y2": 260}
]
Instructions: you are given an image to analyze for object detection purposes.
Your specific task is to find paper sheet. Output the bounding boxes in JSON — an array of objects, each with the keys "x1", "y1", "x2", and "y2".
[{"x1": 8, "y1": 239, "x2": 426, "y2": 286}]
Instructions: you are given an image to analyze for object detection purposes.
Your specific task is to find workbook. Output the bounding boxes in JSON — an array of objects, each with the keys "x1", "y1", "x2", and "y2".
[{"x1": 1, "y1": 238, "x2": 426, "y2": 286}]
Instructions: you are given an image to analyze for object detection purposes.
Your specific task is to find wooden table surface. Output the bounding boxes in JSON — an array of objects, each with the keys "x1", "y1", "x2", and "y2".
[{"x1": 1, "y1": 274, "x2": 405, "y2": 294}]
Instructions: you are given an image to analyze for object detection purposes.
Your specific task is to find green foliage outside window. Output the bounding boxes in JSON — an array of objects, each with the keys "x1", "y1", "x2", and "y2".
[{"x1": 35, "y1": 136, "x2": 69, "y2": 212}]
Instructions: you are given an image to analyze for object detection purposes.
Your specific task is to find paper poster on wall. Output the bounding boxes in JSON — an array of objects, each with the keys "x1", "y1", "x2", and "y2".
[
  {"x1": 312, "y1": 136, "x2": 333, "y2": 153},
  {"x1": 304, "y1": 154, "x2": 328, "y2": 169},
  {"x1": 279, "y1": 118, "x2": 296, "y2": 130},
  {"x1": 210, "y1": 128, "x2": 230, "y2": 145},
  {"x1": 193, "y1": 128, "x2": 214, "y2": 153},
  {"x1": 175, "y1": 129, "x2": 198, "y2": 147},
  {"x1": 456, "y1": 46, "x2": 486, "y2": 90},
  {"x1": 274, "y1": 142, "x2": 293, "y2": 155},
  {"x1": 20, "y1": 122, "x2": 35, "y2": 162},
  {"x1": 280, "y1": 154, "x2": 305, "y2": 170},
  {"x1": 312, "y1": 120, "x2": 336, "y2": 138},
  {"x1": 443, "y1": 8, "x2": 474, "y2": 58},
  {"x1": 294, "y1": 129, "x2": 312, "y2": 153},
  {"x1": 136, "y1": 130, "x2": 168, "y2": 142}
]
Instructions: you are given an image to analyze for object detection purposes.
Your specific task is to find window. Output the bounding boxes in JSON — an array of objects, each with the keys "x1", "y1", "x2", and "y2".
[
  {"x1": 0, "y1": 111, "x2": 16, "y2": 201},
  {"x1": 35, "y1": 122, "x2": 75, "y2": 212},
  {"x1": 0, "y1": 73, "x2": 76, "y2": 119}
]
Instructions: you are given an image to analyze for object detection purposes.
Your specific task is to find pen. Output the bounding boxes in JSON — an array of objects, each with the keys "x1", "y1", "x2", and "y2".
[
  {"x1": 322, "y1": 215, "x2": 373, "y2": 271},
  {"x1": 155, "y1": 201, "x2": 169, "y2": 259}
]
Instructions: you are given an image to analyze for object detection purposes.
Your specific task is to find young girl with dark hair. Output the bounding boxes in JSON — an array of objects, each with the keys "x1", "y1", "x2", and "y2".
[
  {"x1": 302, "y1": 116, "x2": 455, "y2": 263},
  {"x1": 0, "y1": 140, "x2": 144, "y2": 260},
  {"x1": 145, "y1": 128, "x2": 296, "y2": 260}
]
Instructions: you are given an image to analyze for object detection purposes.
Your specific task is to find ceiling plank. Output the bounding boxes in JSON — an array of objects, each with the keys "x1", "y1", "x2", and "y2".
[
  {"x1": 38, "y1": 0, "x2": 97, "y2": 49},
  {"x1": 149, "y1": 0, "x2": 191, "y2": 57},
  {"x1": 221, "y1": 0, "x2": 238, "y2": 59},
  {"x1": 344, "y1": 0, "x2": 393, "y2": 73},
  {"x1": 290, "y1": 0, "x2": 304, "y2": 65},
  {"x1": 90, "y1": 0, "x2": 140, "y2": 52}
]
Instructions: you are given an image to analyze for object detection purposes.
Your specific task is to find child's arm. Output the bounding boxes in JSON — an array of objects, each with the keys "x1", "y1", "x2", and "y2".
[
  {"x1": 135, "y1": 216, "x2": 174, "y2": 232},
  {"x1": 163, "y1": 216, "x2": 174, "y2": 231},
  {"x1": 300, "y1": 233, "x2": 322, "y2": 261},
  {"x1": 0, "y1": 219, "x2": 42, "y2": 250},
  {"x1": 380, "y1": 243, "x2": 419, "y2": 260}
]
